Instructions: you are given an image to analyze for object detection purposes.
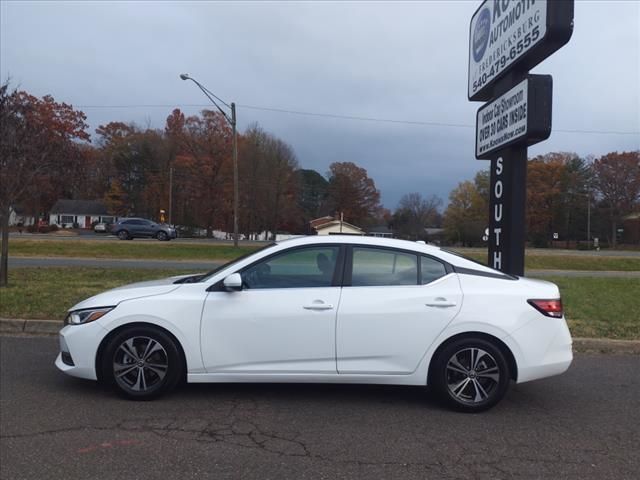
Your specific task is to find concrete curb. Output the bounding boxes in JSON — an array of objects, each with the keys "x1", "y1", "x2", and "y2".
[
  {"x1": 1, "y1": 318, "x2": 639, "y2": 354},
  {"x1": 1, "y1": 318, "x2": 62, "y2": 335}
]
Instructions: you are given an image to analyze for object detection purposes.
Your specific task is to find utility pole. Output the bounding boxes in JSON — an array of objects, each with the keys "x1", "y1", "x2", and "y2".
[
  {"x1": 587, "y1": 191, "x2": 591, "y2": 247},
  {"x1": 231, "y1": 102, "x2": 239, "y2": 247},
  {"x1": 169, "y1": 166, "x2": 173, "y2": 225}
]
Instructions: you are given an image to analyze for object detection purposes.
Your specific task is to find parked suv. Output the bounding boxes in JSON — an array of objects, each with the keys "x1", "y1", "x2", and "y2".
[{"x1": 111, "y1": 218, "x2": 177, "y2": 241}]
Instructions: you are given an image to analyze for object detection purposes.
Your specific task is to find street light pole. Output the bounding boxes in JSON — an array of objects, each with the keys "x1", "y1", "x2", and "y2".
[{"x1": 179, "y1": 73, "x2": 239, "y2": 247}]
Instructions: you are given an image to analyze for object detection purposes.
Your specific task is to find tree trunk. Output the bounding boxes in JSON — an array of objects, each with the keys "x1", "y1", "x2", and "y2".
[
  {"x1": 0, "y1": 204, "x2": 10, "y2": 287},
  {"x1": 611, "y1": 219, "x2": 617, "y2": 249}
]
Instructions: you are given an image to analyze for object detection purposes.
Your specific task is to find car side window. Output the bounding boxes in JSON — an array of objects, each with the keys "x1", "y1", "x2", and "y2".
[
  {"x1": 242, "y1": 246, "x2": 340, "y2": 289},
  {"x1": 351, "y1": 247, "x2": 418, "y2": 286},
  {"x1": 122, "y1": 220, "x2": 134, "y2": 225},
  {"x1": 421, "y1": 256, "x2": 447, "y2": 284}
]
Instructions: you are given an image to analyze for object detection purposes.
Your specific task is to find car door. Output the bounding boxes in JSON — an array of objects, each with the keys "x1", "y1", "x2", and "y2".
[
  {"x1": 200, "y1": 245, "x2": 344, "y2": 374},
  {"x1": 336, "y1": 246, "x2": 462, "y2": 375},
  {"x1": 138, "y1": 219, "x2": 155, "y2": 237},
  {"x1": 124, "y1": 219, "x2": 142, "y2": 236}
]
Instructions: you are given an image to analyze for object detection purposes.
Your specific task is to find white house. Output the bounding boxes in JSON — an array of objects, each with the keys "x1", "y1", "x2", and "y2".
[
  {"x1": 49, "y1": 199, "x2": 116, "y2": 229},
  {"x1": 8, "y1": 206, "x2": 36, "y2": 227},
  {"x1": 310, "y1": 216, "x2": 363, "y2": 236}
]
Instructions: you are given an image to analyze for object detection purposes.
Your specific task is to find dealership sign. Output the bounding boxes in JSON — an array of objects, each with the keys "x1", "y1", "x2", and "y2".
[
  {"x1": 468, "y1": 0, "x2": 573, "y2": 101},
  {"x1": 476, "y1": 75, "x2": 552, "y2": 159},
  {"x1": 468, "y1": 0, "x2": 574, "y2": 276}
]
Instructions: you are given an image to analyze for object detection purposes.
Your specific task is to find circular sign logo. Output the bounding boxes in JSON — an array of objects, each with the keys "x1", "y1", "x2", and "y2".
[{"x1": 472, "y1": 8, "x2": 491, "y2": 63}]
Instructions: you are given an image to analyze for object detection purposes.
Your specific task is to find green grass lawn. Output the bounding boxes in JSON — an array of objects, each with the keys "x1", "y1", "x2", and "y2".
[
  {"x1": 539, "y1": 276, "x2": 640, "y2": 340},
  {"x1": 454, "y1": 250, "x2": 640, "y2": 271},
  {"x1": 5, "y1": 238, "x2": 640, "y2": 271},
  {"x1": 0, "y1": 267, "x2": 186, "y2": 320},
  {"x1": 1, "y1": 267, "x2": 638, "y2": 339},
  {"x1": 5, "y1": 238, "x2": 258, "y2": 261}
]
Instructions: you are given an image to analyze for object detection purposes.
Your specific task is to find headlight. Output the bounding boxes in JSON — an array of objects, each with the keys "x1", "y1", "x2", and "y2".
[{"x1": 65, "y1": 307, "x2": 115, "y2": 326}]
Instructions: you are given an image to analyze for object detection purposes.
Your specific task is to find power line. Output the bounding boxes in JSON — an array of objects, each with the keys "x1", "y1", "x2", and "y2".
[{"x1": 74, "y1": 102, "x2": 640, "y2": 136}]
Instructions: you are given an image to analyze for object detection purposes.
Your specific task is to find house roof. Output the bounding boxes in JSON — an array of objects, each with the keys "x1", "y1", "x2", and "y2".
[
  {"x1": 309, "y1": 216, "x2": 336, "y2": 229},
  {"x1": 10, "y1": 205, "x2": 27, "y2": 215},
  {"x1": 50, "y1": 199, "x2": 109, "y2": 215},
  {"x1": 314, "y1": 220, "x2": 362, "y2": 232}
]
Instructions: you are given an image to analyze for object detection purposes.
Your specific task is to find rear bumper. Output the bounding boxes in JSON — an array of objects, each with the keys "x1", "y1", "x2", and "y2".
[
  {"x1": 506, "y1": 316, "x2": 573, "y2": 384},
  {"x1": 55, "y1": 321, "x2": 107, "y2": 380}
]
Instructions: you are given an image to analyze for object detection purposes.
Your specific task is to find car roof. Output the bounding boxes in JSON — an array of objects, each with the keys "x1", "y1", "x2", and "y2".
[
  {"x1": 273, "y1": 235, "x2": 499, "y2": 274},
  {"x1": 276, "y1": 235, "x2": 441, "y2": 254}
]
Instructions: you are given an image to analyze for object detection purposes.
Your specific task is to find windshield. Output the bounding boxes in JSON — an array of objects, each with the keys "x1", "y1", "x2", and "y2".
[{"x1": 198, "y1": 243, "x2": 276, "y2": 282}]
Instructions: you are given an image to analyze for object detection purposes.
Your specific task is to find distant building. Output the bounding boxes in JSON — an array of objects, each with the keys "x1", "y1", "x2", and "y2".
[
  {"x1": 49, "y1": 200, "x2": 116, "y2": 228},
  {"x1": 367, "y1": 225, "x2": 393, "y2": 238},
  {"x1": 424, "y1": 227, "x2": 445, "y2": 245},
  {"x1": 310, "y1": 216, "x2": 363, "y2": 236},
  {"x1": 8, "y1": 206, "x2": 36, "y2": 227}
]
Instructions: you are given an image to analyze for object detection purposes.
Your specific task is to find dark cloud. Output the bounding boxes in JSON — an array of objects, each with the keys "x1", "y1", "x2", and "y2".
[{"x1": 1, "y1": 0, "x2": 638, "y2": 208}]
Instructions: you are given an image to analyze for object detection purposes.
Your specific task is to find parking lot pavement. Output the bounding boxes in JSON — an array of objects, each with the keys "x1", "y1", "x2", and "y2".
[{"x1": 1, "y1": 336, "x2": 638, "y2": 480}]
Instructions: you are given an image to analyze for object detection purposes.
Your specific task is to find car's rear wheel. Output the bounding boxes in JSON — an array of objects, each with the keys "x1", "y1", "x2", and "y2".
[
  {"x1": 117, "y1": 230, "x2": 129, "y2": 240},
  {"x1": 431, "y1": 337, "x2": 510, "y2": 412},
  {"x1": 101, "y1": 326, "x2": 183, "y2": 400},
  {"x1": 156, "y1": 231, "x2": 168, "y2": 241}
]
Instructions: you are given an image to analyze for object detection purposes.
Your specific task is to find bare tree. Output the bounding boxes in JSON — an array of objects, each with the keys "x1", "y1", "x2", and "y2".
[
  {"x1": 392, "y1": 193, "x2": 442, "y2": 240},
  {"x1": 593, "y1": 151, "x2": 640, "y2": 247}
]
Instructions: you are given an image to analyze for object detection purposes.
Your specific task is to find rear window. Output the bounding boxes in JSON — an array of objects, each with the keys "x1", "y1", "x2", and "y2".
[{"x1": 351, "y1": 247, "x2": 418, "y2": 286}]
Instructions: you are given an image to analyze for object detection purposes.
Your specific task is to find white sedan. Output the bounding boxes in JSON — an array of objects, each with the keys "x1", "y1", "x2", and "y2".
[{"x1": 56, "y1": 236, "x2": 572, "y2": 412}]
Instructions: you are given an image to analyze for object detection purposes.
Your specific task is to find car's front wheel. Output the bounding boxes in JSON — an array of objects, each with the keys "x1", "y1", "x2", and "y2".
[
  {"x1": 116, "y1": 230, "x2": 129, "y2": 240},
  {"x1": 430, "y1": 337, "x2": 510, "y2": 412},
  {"x1": 102, "y1": 327, "x2": 183, "y2": 400},
  {"x1": 156, "y1": 231, "x2": 168, "y2": 241}
]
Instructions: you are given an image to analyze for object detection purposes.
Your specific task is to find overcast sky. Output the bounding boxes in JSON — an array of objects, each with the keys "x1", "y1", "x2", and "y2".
[{"x1": 2, "y1": 0, "x2": 639, "y2": 209}]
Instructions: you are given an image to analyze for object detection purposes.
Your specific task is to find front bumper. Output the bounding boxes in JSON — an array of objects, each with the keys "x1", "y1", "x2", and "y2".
[
  {"x1": 55, "y1": 321, "x2": 107, "y2": 380},
  {"x1": 506, "y1": 316, "x2": 573, "y2": 384}
]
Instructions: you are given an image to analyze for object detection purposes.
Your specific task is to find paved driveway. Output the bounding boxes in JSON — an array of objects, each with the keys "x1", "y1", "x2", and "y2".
[{"x1": 1, "y1": 336, "x2": 638, "y2": 479}]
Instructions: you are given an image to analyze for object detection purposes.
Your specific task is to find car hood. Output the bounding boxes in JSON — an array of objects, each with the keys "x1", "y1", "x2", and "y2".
[{"x1": 68, "y1": 275, "x2": 192, "y2": 312}]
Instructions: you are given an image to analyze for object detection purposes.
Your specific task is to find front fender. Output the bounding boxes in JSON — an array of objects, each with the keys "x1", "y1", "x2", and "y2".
[{"x1": 97, "y1": 314, "x2": 206, "y2": 374}]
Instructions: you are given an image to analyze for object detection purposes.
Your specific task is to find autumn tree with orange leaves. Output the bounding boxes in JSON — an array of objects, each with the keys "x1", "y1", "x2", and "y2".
[{"x1": 0, "y1": 81, "x2": 90, "y2": 286}]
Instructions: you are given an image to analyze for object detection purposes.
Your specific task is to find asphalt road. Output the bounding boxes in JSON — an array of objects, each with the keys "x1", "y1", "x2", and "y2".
[
  {"x1": 9, "y1": 232, "x2": 640, "y2": 257},
  {"x1": 8, "y1": 256, "x2": 640, "y2": 277},
  {"x1": 1, "y1": 336, "x2": 638, "y2": 480},
  {"x1": 8, "y1": 256, "x2": 219, "y2": 271}
]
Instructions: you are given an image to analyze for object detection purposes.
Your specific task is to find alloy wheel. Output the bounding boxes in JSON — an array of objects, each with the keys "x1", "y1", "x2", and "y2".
[
  {"x1": 112, "y1": 336, "x2": 169, "y2": 393},
  {"x1": 445, "y1": 347, "x2": 500, "y2": 404}
]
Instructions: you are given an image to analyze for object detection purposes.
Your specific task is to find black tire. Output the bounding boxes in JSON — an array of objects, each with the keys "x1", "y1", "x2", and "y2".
[
  {"x1": 156, "y1": 231, "x2": 168, "y2": 241},
  {"x1": 430, "y1": 337, "x2": 510, "y2": 413},
  {"x1": 101, "y1": 326, "x2": 183, "y2": 400},
  {"x1": 117, "y1": 230, "x2": 129, "y2": 240}
]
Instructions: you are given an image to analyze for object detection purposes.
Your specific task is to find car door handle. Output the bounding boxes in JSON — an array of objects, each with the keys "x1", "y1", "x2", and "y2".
[
  {"x1": 303, "y1": 303, "x2": 334, "y2": 311},
  {"x1": 425, "y1": 298, "x2": 457, "y2": 308}
]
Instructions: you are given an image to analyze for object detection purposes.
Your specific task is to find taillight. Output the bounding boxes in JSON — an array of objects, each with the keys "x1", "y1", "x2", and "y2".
[{"x1": 528, "y1": 299, "x2": 563, "y2": 318}]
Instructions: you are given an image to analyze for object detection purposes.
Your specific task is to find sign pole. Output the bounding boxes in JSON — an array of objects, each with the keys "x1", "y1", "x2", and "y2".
[
  {"x1": 486, "y1": 71, "x2": 528, "y2": 276},
  {"x1": 468, "y1": 0, "x2": 573, "y2": 276},
  {"x1": 488, "y1": 146, "x2": 527, "y2": 276}
]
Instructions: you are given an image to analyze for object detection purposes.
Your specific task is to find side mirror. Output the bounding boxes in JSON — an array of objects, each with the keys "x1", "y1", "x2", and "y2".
[{"x1": 223, "y1": 273, "x2": 243, "y2": 291}]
